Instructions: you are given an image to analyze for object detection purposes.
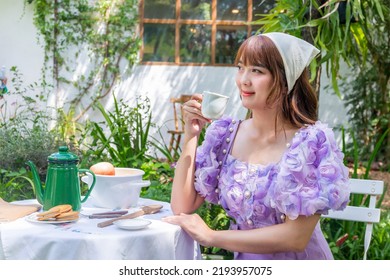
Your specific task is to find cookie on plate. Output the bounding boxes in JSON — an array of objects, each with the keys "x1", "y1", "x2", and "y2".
[
  {"x1": 36, "y1": 204, "x2": 72, "y2": 221},
  {"x1": 56, "y1": 210, "x2": 79, "y2": 221}
]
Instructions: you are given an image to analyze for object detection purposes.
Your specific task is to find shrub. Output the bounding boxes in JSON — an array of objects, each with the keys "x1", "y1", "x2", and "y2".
[
  {"x1": 0, "y1": 67, "x2": 62, "y2": 200},
  {"x1": 79, "y1": 95, "x2": 153, "y2": 169}
]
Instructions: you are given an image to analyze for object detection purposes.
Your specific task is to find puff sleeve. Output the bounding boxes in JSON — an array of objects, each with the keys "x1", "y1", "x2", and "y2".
[
  {"x1": 194, "y1": 116, "x2": 233, "y2": 203},
  {"x1": 270, "y1": 122, "x2": 351, "y2": 220}
]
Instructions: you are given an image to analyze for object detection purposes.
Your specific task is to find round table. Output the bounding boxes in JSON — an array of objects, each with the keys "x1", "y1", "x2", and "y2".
[{"x1": 0, "y1": 198, "x2": 200, "y2": 260}]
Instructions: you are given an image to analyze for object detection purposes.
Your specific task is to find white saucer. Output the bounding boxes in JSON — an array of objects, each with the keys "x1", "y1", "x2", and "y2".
[{"x1": 113, "y1": 219, "x2": 151, "y2": 230}]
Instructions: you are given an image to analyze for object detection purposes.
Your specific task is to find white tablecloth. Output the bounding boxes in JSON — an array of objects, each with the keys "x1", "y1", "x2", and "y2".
[{"x1": 0, "y1": 198, "x2": 200, "y2": 260}]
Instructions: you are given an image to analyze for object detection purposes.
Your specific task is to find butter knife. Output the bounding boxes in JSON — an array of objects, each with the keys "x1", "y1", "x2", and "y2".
[
  {"x1": 97, "y1": 204, "x2": 163, "y2": 228},
  {"x1": 88, "y1": 210, "x2": 128, "y2": 219},
  {"x1": 89, "y1": 214, "x2": 123, "y2": 219}
]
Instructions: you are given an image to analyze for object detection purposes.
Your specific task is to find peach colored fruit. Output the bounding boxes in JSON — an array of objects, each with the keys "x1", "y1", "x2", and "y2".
[{"x1": 90, "y1": 162, "x2": 115, "y2": 175}]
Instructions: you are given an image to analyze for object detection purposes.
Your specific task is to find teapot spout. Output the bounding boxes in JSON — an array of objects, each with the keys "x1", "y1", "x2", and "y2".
[{"x1": 26, "y1": 161, "x2": 44, "y2": 205}]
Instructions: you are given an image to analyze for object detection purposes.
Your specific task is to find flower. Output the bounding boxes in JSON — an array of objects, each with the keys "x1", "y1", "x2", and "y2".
[{"x1": 336, "y1": 233, "x2": 349, "y2": 247}]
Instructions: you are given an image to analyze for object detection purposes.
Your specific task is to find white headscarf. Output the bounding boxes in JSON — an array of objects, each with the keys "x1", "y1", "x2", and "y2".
[{"x1": 261, "y1": 32, "x2": 320, "y2": 93}]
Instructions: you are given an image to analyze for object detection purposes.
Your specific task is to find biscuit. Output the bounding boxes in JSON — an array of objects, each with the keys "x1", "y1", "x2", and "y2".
[
  {"x1": 36, "y1": 204, "x2": 73, "y2": 221},
  {"x1": 48, "y1": 204, "x2": 72, "y2": 214},
  {"x1": 37, "y1": 211, "x2": 59, "y2": 221},
  {"x1": 37, "y1": 210, "x2": 60, "y2": 219},
  {"x1": 56, "y1": 211, "x2": 79, "y2": 221}
]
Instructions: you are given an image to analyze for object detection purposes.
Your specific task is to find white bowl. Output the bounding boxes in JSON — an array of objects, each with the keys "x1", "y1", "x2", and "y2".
[{"x1": 82, "y1": 167, "x2": 150, "y2": 209}]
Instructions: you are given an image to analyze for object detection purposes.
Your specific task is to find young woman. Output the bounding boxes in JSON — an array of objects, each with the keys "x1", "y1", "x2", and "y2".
[{"x1": 162, "y1": 32, "x2": 351, "y2": 260}]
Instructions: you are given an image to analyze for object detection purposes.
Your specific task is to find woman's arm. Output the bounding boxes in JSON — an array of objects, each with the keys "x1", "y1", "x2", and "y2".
[
  {"x1": 170, "y1": 134, "x2": 204, "y2": 214},
  {"x1": 163, "y1": 213, "x2": 320, "y2": 254},
  {"x1": 170, "y1": 94, "x2": 210, "y2": 215},
  {"x1": 211, "y1": 215, "x2": 320, "y2": 253}
]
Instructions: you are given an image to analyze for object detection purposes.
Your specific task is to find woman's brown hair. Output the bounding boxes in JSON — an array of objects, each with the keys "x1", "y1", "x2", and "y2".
[{"x1": 235, "y1": 35, "x2": 318, "y2": 128}]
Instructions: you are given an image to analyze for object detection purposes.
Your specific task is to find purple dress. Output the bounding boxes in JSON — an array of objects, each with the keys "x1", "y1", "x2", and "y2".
[{"x1": 194, "y1": 116, "x2": 350, "y2": 260}]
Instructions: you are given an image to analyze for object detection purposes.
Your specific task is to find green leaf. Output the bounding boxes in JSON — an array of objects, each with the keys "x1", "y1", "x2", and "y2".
[
  {"x1": 373, "y1": 0, "x2": 385, "y2": 20},
  {"x1": 364, "y1": 128, "x2": 390, "y2": 178},
  {"x1": 331, "y1": 69, "x2": 341, "y2": 98}
]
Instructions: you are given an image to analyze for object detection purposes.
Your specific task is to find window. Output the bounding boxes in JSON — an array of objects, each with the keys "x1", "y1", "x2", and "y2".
[{"x1": 140, "y1": 0, "x2": 275, "y2": 65}]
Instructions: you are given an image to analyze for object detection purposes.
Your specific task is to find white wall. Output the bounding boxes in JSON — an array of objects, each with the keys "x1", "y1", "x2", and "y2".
[
  {"x1": 0, "y1": 0, "x2": 348, "y2": 147},
  {"x1": 319, "y1": 73, "x2": 348, "y2": 130},
  {"x1": 1, "y1": 1, "x2": 43, "y2": 85},
  {"x1": 113, "y1": 64, "x2": 247, "y2": 125},
  {"x1": 0, "y1": 1, "x2": 45, "y2": 120}
]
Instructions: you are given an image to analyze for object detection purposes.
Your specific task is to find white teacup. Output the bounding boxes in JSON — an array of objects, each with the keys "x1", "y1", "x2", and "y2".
[{"x1": 201, "y1": 91, "x2": 230, "y2": 120}]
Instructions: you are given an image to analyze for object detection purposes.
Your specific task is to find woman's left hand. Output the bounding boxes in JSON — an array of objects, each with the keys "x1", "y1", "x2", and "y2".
[{"x1": 162, "y1": 213, "x2": 214, "y2": 247}]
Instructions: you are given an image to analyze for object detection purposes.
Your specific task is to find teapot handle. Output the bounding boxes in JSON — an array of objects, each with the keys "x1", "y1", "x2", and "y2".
[{"x1": 79, "y1": 169, "x2": 96, "y2": 203}]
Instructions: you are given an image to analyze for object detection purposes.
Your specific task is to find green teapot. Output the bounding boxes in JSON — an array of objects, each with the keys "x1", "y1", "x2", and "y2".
[{"x1": 26, "y1": 146, "x2": 96, "y2": 211}]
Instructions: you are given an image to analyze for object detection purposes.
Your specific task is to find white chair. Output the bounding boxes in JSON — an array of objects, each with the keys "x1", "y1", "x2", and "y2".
[{"x1": 322, "y1": 178, "x2": 384, "y2": 260}]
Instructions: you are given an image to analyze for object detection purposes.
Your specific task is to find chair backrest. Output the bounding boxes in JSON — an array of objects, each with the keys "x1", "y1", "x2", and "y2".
[
  {"x1": 170, "y1": 95, "x2": 192, "y2": 131},
  {"x1": 322, "y1": 178, "x2": 384, "y2": 260}
]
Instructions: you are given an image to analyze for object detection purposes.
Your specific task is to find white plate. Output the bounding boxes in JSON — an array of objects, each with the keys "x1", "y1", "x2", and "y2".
[
  {"x1": 25, "y1": 213, "x2": 78, "y2": 224},
  {"x1": 113, "y1": 219, "x2": 151, "y2": 230}
]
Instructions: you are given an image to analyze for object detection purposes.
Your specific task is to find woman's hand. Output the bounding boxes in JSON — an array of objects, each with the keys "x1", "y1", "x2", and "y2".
[
  {"x1": 182, "y1": 94, "x2": 211, "y2": 137},
  {"x1": 162, "y1": 213, "x2": 214, "y2": 247}
]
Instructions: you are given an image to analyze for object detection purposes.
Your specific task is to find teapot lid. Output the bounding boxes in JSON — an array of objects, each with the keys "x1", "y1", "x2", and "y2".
[{"x1": 48, "y1": 146, "x2": 79, "y2": 163}]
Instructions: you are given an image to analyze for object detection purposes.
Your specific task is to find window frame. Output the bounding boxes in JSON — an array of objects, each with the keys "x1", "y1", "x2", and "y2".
[{"x1": 139, "y1": 0, "x2": 257, "y2": 66}]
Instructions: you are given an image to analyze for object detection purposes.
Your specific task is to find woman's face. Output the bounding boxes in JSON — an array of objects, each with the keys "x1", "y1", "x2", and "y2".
[{"x1": 235, "y1": 59, "x2": 274, "y2": 112}]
